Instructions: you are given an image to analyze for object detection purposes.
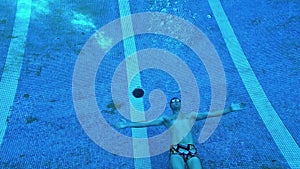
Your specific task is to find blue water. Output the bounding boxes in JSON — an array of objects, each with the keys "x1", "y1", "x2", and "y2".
[{"x1": 0, "y1": 0, "x2": 299, "y2": 168}]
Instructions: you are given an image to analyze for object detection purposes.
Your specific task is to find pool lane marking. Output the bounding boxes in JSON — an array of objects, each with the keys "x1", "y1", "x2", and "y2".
[
  {"x1": 117, "y1": 0, "x2": 152, "y2": 168},
  {"x1": 208, "y1": 1, "x2": 300, "y2": 168},
  {"x1": 0, "y1": 0, "x2": 32, "y2": 146}
]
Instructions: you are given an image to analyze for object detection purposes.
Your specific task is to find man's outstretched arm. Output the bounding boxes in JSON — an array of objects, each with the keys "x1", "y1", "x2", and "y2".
[
  {"x1": 116, "y1": 116, "x2": 165, "y2": 129},
  {"x1": 195, "y1": 103, "x2": 246, "y2": 120}
]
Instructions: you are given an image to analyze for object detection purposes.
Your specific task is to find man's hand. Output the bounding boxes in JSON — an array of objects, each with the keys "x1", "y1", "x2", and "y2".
[
  {"x1": 115, "y1": 119, "x2": 128, "y2": 129},
  {"x1": 230, "y1": 102, "x2": 246, "y2": 111}
]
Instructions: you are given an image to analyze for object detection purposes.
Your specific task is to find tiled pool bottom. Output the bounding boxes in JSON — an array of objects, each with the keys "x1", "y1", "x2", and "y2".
[{"x1": 0, "y1": 0, "x2": 299, "y2": 168}]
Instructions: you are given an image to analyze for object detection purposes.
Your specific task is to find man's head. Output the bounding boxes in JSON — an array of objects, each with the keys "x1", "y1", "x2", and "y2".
[{"x1": 170, "y1": 97, "x2": 181, "y2": 111}]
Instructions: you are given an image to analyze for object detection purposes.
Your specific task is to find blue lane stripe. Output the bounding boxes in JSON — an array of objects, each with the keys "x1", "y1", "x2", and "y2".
[
  {"x1": 117, "y1": 0, "x2": 152, "y2": 168},
  {"x1": 208, "y1": 1, "x2": 300, "y2": 168},
  {"x1": 0, "y1": 0, "x2": 32, "y2": 146}
]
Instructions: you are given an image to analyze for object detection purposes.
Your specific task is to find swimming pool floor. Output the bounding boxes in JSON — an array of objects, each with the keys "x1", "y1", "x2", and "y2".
[{"x1": 0, "y1": 0, "x2": 299, "y2": 168}]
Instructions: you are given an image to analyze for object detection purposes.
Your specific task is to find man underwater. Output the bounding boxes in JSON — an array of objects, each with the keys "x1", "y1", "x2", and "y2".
[{"x1": 117, "y1": 97, "x2": 245, "y2": 169}]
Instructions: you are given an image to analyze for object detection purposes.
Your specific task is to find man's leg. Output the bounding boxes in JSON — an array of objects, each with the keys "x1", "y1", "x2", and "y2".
[
  {"x1": 170, "y1": 154, "x2": 185, "y2": 169},
  {"x1": 187, "y1": 157, "x2": 202, "y2": 169}
]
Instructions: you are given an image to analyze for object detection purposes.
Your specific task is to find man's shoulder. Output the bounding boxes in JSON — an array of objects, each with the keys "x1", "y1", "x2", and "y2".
[
  {"x1": 185, "y1": 112, "x2": 198, "y2": 119},
  {"x1": 161, "y1": 112, "x2": 197, "y2": 120},
  {"x1": 159, "y1": 115, "x2": 174, "y2": 123},
  {"x1": 158, "y1": 115, "x2": 175, "y2": 127}
]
